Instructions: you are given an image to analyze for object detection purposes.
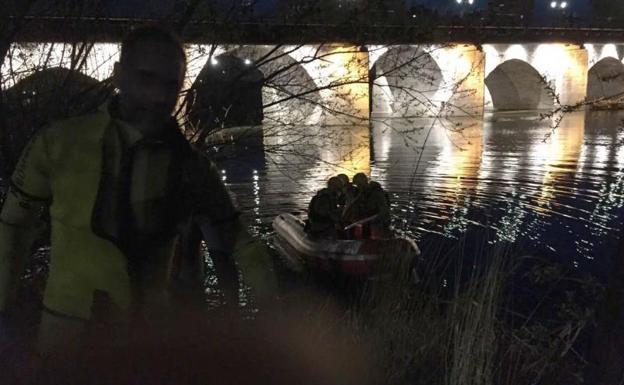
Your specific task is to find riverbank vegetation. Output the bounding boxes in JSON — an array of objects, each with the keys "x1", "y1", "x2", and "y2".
[
  {"x1": 271, "y1": 233, "x2": 601, "y2": 385},
  {"x1": 356, "y1": 237, "x2": 599, "y2": 385}
]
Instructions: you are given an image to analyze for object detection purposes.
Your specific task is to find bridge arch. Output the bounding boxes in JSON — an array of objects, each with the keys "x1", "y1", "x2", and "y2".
[
  {"x1": 370, "y1": 46, "x2": 443, "y2": 115},
  {"x1": 188, "y1": 53, "x2": 265, "y2": 130},
  {"x1": 226, "y1": 46, "x2": 320, "y2": 124},
  {"x1": 587, "y1": 57, "x2": 624, "y2": 101},
  {"x1": 187, "y1": 46, "x2": 321, "y2": 128},
  {"x1": 485, "y1": 59, "x2": 553, "y2": 111}
]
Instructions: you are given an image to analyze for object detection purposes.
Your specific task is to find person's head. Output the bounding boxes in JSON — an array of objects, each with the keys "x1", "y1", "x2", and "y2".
[
  {"x1": 336, "y1": 174, "x2": 350, "y2": 188},
  {"x1": 353, "y1": 173, "x2": 368, "y2": 189},
  {"x1": 113, "y1": 25, "x2": 186, "y2": 130},
  {"x1": 327, "y1": 176, "x2": 342, "y2": 193}
]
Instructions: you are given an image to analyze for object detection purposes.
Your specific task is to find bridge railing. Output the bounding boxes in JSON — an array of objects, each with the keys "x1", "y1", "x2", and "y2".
[{"x1": 8, "y1": 15, "x2": 624, "y2": 44}]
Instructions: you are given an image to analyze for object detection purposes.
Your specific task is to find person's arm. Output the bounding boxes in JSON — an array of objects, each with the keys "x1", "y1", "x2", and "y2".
[
  {"x1": 341, "y1": 190, "x2": 361, "y2": 221},
  {"x1": 170, "y1": 219, "x2": 205, "y2": 303},
  {"x1": 197, "y1": 215, "x2": 277, "y2": 301},
  {"x1": 370, "y1": 190, "x2": 390, "y2": 223},
  {"x1": 329, "y1": 199, "x2": 341, "y2": 224},
  {"x1": 0, "y1": 189, "x2": 46, "y2": 311},
  {"x1": 318, "y1": 196, "x2": 341, "y2": 224},
  {"x1": 0, "y1": 131, "x2": 51, "y2": 312},
  {"x1": 190, "y1": 156, "x2": 278, "y2": 303}
]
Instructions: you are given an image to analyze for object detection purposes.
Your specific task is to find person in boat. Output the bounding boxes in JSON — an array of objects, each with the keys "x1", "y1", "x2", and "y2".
[
  {"x1": 0, "y1": 25, "x2": 277, "y2": 360},
  {"x1": 351, "y1": 173, "x2": 391, "y2": 239},
  {"x1": 336, "y1": 173, "x2": 357, "y2": 210},
  {"x1": 307, "y1": 177, "x2": 343, "y2": 239}
]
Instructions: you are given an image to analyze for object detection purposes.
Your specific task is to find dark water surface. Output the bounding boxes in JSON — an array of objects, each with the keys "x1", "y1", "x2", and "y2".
[{"x1": 218, "y1": 110, "x2": 624, "y2": 281}]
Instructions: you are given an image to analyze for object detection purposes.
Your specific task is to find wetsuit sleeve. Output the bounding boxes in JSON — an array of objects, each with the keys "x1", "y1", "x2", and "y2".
[
  {"x1": 10, "y1": 130, "x2": 52, "y2": 201},
  {"x1": 190, "y1": 157, "x2": 238, "y2": 225},
  {"x1": 371, "y1": 190, "x2": 390, "y2": 222},
  {"x1": 0, "y1": 132, "x2": 50, "y2": 312},
  {"x1": 0, "y1": 190, "x2": 47, "y2": 312},
  {"x1": 198, "y1": 218, "x2": 277, "y2": 302},
  {"x1": 192, "y1": 156, "x2": 277, "y2": 302}
]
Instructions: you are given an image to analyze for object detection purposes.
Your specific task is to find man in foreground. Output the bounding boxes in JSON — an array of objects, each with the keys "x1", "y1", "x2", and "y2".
[{"x1": 0, "y1": 25, "x2": 277, "y2": 358}]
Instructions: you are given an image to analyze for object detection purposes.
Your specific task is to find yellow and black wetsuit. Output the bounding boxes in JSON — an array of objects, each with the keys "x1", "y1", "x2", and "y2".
[{"x1": 0, "y1": 100, "x2": 276, "y2": 352}]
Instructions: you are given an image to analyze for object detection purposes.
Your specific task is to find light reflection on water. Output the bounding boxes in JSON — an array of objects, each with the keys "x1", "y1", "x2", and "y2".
[{"x1": 219, "y1": 110, "x2": 624, "y2": 279}]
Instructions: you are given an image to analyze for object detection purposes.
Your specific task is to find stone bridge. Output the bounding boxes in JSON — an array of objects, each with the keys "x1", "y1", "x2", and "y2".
[{"x1": 4, "y1": 40, "x2": 624, "y2": 121}]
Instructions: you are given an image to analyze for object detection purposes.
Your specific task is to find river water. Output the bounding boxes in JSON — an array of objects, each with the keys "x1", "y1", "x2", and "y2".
[{"x1": 217, "y1": 110, "x2": 624, "y2": 281}]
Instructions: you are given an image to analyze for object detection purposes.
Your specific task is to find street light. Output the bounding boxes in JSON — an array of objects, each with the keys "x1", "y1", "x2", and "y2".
[{"x1": 550, "y1": 1, "x2": 569, "y2": 9}]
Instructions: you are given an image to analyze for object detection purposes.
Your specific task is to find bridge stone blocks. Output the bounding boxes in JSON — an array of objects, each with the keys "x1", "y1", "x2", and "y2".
[
  {"x1": 483, "y1": 44, "x2": 588, "y2": 111},
  {"x1": 297, "y1": 45, "x2": 370, "y2": 124},
  {"x1": 369, "y1": 44, "x2": 485, "y2": 117},
  {"x1": 186, "y1": 44, "x2": 370, "y2": 124},
  {"x1": 585, "y1": 44, "x2": 624, "y2": 101},
  {"x1": 5, "y1": 41, "x2": 624, "y2": 121},
  {"x1": 439, "y1": 45, "x2": 485, "y2": 117}
]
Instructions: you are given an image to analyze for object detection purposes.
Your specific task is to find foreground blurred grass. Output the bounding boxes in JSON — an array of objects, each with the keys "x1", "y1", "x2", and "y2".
[{"x1": 334, "y1": 235, "x2": 601, "y2": 385}]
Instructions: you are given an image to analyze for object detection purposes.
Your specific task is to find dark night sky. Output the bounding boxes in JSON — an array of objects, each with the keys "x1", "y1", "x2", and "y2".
[
  {"x1": 32, "y1": 0, "x2": 592, "y2": 20},
  {"x1": 101, "y1": 0, "x2": 277, "y2": 17},
  {"x1": 410, "y1": 0, "x2": 589, "y2": 15}
]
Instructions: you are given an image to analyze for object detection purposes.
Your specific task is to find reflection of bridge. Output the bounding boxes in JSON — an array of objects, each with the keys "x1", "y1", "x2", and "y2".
[{"x1": 6, "y1": 33, "x2": 624, "y2": 119}]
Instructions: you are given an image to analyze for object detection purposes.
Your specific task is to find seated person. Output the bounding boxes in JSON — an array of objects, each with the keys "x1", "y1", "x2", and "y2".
[
  {"x1": 350, "y1": 173, "x2": 391, "y2": 239},
  {"x1": 306, "y1": 177, "x2": 342, "y2": 239},
  {"x1": 367, "y1": 181, "x2": 391, "y2": 239},
  {"x1": 336, "y1": 173, "x2": 357, "y2": 215}
]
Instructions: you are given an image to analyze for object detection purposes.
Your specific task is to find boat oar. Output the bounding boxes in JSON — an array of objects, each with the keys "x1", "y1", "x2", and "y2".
[{"x1": 344, "y1": 215, "x2": 379, "y2": 231}]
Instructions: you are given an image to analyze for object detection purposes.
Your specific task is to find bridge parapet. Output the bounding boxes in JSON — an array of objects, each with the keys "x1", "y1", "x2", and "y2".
[{"x1": 10, "y1": 16, "x2": 624, "y2": 45}]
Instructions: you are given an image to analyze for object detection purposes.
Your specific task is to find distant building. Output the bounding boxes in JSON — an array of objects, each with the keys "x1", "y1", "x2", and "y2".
[
  {"x1": 487, "y1": 0, "x2": 534, "y2": 16},
  {"x1": 533, "y1": 0, "x2": 592, "y2": 26},
  {"x1": 589, "y1": 0, "x2": 624, "y2": 25},
  {"x1": 276, "y1": 0, "x2": 406, "y2": 22},
  {"x1": 276, "y1": 0, "x2": 341, "y2": 21},
  {"x1": 485, "y1": 0, "x2": 534, "y2": 24},
  {"x1": 407, "y1": 0, "x2": 486, "y2": 15}
]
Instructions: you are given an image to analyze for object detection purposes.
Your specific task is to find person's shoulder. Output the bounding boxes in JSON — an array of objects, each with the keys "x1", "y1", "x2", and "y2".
[
  {"x1": 44, "y1": 109, "x2": 109, "y2": 139},
  {"x1": 187, "y1": 146, "x2": 212, "y2": 162},
  {"x1": 313, "y1": 188, "x2": 330, "y2": 200},
  {"x1": 184, "y1": 147, "x2": 217, "y2": 172}
]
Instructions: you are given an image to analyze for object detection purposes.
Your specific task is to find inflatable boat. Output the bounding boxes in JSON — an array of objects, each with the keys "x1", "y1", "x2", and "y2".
[{"x1": 272, "y1": 213, "x2": 420, "y2": 276}]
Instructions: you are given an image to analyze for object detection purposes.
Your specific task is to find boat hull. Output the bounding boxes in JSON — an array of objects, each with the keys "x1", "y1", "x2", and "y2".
[{"x1": 272, "y1": 213, "x2": 420, "y2": 276}]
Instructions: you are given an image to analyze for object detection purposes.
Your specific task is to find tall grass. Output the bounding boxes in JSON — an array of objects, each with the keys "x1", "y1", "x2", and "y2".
[{"x1": 344, "y1": 235, "x2": 595, "y2": 385}]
